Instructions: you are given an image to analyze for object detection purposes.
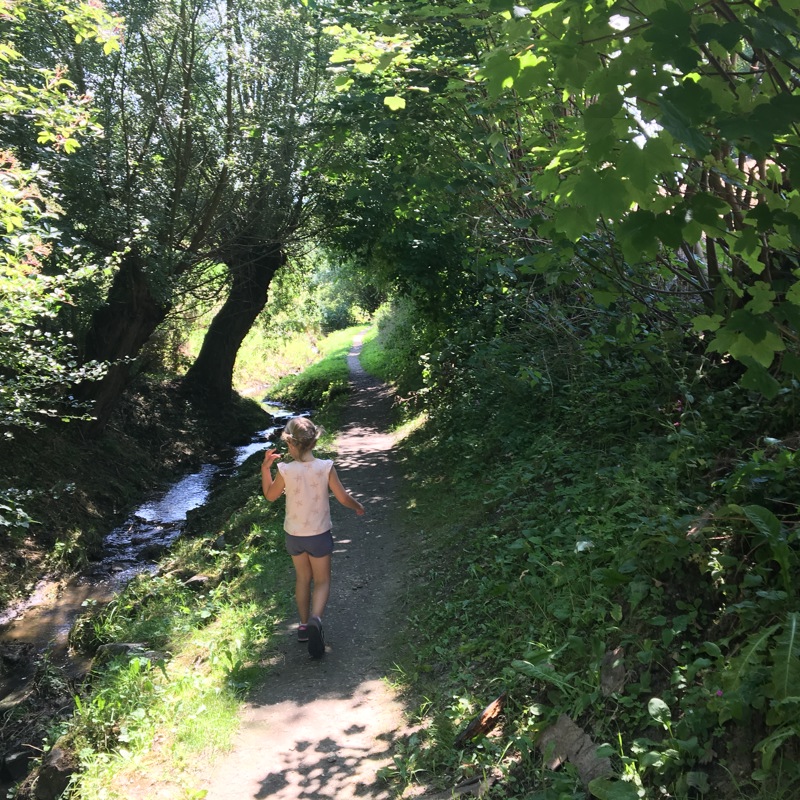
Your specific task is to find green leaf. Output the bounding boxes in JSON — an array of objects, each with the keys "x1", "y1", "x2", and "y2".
[
  {"x1": 588, "y1": 777, "x2": 641, "y2": 800},
  {"x1": 756, "y1": 728, "x2": 797, "y2": 772},
  {"x1": 569, "y1": 169, "x2": 632, "y2": 221},
  {"x1": 616, "y1": 209, "x2": 661, "y2": 261},
  {"x1": 770, "y1": 613, "x2": 800, "y2": 703},
  {"x1": 555, "y1": 46, "x2": 599, "y2": 88},
  {"x1": 383, "y1": 95, "x2": 406, "y2": 111},
  {"x1": 617, "y1": 142, "x2": 655, "y2": 193},
  {"x1": 648, "y1": 697, "x2": 671, "y2": 726},
  {"x1": 737, "y1": 332, "x2": 785, "y2": 368},
  {"x1": 745, "y1": 282, "x2": 776, "y2": 314},
  {"x1": 708, "y1": 311, "x2": 785, "y2": 367},
  {"x1": 655, "y1": 209, "x2": 690, "y2": 249},
  {"x1": 479, "y1": 50, "x2": 520, "y2": 98},
  {"x1": 743, "y1": 505, "x2": 781, "y2": 539},
  {"x1": 688, "y1": 193, "x2": 729, "y2": 227},
  {"x1": 695, "y1": 20, "x2": 745, "y2": 50},
  {"x1": 529, "y1": 1, "x2": 562, "y2": 18},
  {"x1": 780, "y1": 352, "x2": 800, "y2": 379},
  {"x1": 592, "y1": 290, "x2": 618, "y2": 308},
  {"x1": 685, "y1": 772, "x2": 710, "y2": 793},
  {"x1": 703, "y1": 642, "x2": 722, "y2": 657},
  {"x1": 591, "y1": 567, "x2": 632, "y2": 588},
  {"x1": 692, "y1": 313, "x2": 723, "y2": 332},
  {"x1": 739, "y1": 364, "x2": 781, "y2": 398},
  {"x1": 489, "y1": 0, "x2": 516, "y2": 10},
  {"x1": 658, "y1": 86, "x2": 714, "y2": 155},
  {"x1": 552, "y1": 205, "x2": 594, "y2": 241},
  {"x1": 726, "y1": 625, "x2": 780, "y2": 694},
  {"x1": 748, "y1": 16, "x2": 797, "y2": 59},
  {"x1": 514, "y1": 61, "x2": 548, "y2": 97},
  {"x1": 785, "y1": 280, "x2": 800, "y2": 306}
]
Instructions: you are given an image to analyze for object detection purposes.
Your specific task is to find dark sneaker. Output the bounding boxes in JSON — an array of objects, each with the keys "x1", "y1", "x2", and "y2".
[
  {"x1": 297, "y1": 624, "x2": 309, "y2": 643},
  {"x1": 307, "y1": 616, "x2": 325, "y2": 658}
]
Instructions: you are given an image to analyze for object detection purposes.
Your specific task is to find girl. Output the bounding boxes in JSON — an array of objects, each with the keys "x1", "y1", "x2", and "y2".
[{"x1": 261, "y1": 416, "x2": 365, "y2": 658}]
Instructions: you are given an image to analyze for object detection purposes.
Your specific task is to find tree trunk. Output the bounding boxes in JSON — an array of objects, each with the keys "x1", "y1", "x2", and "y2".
[
  {"x1": 182, "y1": 245, "x2": 284, "y2": 407},
  {"x1": 79, "y1": 250, "x2": 171, "y2": 435}
]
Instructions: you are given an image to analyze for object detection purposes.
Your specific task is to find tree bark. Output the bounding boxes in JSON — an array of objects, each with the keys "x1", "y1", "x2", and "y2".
[
  {"x1": 182, "y1": 245, "x2": 285, "y2": 407},
  {"x1": 79, "y1": 250, "x2": 171, "y2": 435}
]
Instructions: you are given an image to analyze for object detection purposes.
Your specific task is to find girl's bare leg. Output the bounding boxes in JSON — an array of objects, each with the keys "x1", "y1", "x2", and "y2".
[
  {"x1": 291, "y1": 553, "x2": 313, "y2": 624},
  {"x1": 308, "y1": 554, "x2": 332, "y2": 620}
]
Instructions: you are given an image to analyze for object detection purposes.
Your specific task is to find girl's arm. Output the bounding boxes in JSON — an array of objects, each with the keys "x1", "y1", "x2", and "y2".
[
  {"x1": 328, "y1": 466, "x2": 365, "y2": 515},
  {"x1": 261, "y1": 449, "x2": 285, "y2": 501}
]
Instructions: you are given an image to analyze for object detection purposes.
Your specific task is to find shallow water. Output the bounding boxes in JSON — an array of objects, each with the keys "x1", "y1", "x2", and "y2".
[{"x1": 0, "y1": 404, "x2": 295, "y2": 703}]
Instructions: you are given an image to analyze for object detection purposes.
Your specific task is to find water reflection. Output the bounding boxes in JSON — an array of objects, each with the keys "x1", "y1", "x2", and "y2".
[
  {"x1": 0, "y1": 402, "x2": 301, "y2": 687},
  {"x1": 99, "y1": 416, "x2": 288, "y2": 568}
]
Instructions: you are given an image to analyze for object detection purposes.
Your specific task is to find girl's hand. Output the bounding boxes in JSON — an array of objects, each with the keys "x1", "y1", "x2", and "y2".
[
  {"x1": 262, "y1": 447, "x2": 282, "y2": 468},
  {"x1": 355, "y1": 502, "x2": 365, "y2": 516}
]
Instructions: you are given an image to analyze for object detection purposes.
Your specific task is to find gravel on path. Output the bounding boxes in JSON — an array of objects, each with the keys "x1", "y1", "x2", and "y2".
[{"x1": 201, "y1": 333, "x2": 411, "y2": 800}]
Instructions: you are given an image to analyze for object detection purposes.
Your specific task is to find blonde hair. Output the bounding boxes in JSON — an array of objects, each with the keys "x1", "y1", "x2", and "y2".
[{"x1": 282, "y1": 416, "x2": 323, "y2": 456}]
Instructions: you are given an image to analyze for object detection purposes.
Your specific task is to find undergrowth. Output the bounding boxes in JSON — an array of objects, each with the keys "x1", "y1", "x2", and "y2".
[
  {"x1": 7, "y1": 328, "x2": 357, "y2": 799},
  {"x1": 9, "y1": 302, "x2": 799, "y2": 800},
  {"x1": 369, "y1": 297, "x2": 800, "y2": 800},
  {"x1": 21, "y1": 459, "x2": 295, "y2": 800},
  {"x1": 267, "y1": 325, "x2": 367, "y2": 409}
]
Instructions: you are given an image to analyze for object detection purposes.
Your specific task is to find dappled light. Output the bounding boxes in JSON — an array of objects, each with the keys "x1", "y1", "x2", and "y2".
[{"x1": 202, "y1": 335, "x2": 409, "y2": 799}]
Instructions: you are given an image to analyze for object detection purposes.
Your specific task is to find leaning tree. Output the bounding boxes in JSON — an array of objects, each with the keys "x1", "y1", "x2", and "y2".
[
  {"x1": 45, "y1": 0, "x2": 335, "y2": 431},
  {"x1": 181, "y1": 0, "x2": 334, "y2": 406}
]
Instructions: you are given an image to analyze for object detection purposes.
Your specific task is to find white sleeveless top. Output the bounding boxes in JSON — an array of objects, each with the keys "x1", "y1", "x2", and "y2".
[{"x1": 277, "y1": 458, "x2": 333, "y2": 536}]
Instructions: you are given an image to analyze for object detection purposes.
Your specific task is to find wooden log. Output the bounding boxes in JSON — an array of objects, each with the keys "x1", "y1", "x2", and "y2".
[{"x1": 454, "y1": 692, "x2": 507, "y2": 748}]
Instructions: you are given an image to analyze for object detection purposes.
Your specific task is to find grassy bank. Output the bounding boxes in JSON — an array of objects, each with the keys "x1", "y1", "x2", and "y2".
[
  {"x1": 8, "y1": 328, "x2": 365, "y2": 800},
  {"x1": 361, "y1": 305, "x2": 800, "y2": 800},
  {"x1": 11, "y1": 311, "x2": 800, "y2": 800}
]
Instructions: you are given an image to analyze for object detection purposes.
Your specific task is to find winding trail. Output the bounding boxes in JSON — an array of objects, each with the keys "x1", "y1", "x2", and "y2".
[{"x1": 201, "y1": 334, "x2": 410, "y2": 799}]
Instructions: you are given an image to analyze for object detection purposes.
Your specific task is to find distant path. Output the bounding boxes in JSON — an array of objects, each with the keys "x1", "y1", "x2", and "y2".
[{"x1": 202, "y1": 333, "x2": 408, "y2": 799}]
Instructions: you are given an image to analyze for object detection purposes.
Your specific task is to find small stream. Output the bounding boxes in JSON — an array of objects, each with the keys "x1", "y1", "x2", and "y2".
[{"x1": 0, "y1": 403, "x2": 297, "y2": 706}]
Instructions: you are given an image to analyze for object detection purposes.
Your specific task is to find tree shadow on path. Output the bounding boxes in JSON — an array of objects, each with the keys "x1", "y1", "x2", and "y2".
[{"x1": 202, "y1": 334, "x2": 412, "y2": 800}]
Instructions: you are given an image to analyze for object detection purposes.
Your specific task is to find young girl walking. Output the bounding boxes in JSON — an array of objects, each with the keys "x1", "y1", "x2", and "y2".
[{"x1": 261, "y1": 416, "x2": 365, "y2": 658}]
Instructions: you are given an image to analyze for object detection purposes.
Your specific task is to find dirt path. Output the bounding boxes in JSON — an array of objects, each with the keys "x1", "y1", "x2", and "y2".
[{"x1": 201, "y1": 334, "x2": 410, "y2": 800}]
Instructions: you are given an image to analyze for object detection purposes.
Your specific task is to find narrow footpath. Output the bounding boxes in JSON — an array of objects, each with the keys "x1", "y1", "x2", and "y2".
[{"x1": 201, "y1": 334, "x2": 411, "y2": 799}]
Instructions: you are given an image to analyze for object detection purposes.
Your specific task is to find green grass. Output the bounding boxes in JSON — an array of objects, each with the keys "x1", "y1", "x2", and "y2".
[
  {"x1": 30, "y1": 314, "x2": 800, "y2": 800},
  {"x1": 358, "y1": 299, "x2": 424, "y2": 398},
  {"x1": 267, "y1": 325, "x2": 367, "y2": 408},
  {"x1": 233, "y1": 328, "x2": 323, "y2": 397},
  {"x1": 358, "y1": 326, "x2": 388, "y2": 380},
  {"x1": 63, "y1": 480, "x2": 294, "y2": 798},
  {"x1": 47, "y1": 326, "x2": 370, "y2": 799},
  {"x1": 353, "y1": 308, "x2": 800, "y2": 800}
]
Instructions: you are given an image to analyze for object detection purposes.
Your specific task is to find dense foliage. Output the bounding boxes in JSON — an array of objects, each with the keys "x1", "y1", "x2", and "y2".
[
  {"x1": 2, "y1": 0, "x2": 800, "y2": 797},
  {"x1": 365, "y1": 288, "x2": 800, "y2": 799},
  {"x1": 325, "y1": 0, "x2": 800, "y2": 394},
  {"x1": 0, "y1": 0, "x2": 121, "y2": 433},
  {"x1": 316, "y1": 8, "x2": 800, "y2": 792}
]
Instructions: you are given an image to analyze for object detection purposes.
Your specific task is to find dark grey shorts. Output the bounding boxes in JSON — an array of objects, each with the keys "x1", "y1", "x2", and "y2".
[{"x1": 284, "y1": 530, "x2": 333, "y2": 558}]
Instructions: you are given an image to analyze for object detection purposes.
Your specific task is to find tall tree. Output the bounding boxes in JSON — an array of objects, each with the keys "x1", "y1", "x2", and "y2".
[
  {"x1": 325, "y1": 0, "x2": 800, "y2": 394},
  {"x1": 182, "y1": 0, "x2": 331, "y2": 405},
  {"x1": 0, "y1": 0, "x2": 122, "y2": 433},
  {"x1": 53, "y1": 0, "x2": 236, "y2": 432},
  {"x1": 0, "y1": 0, "x2": 121, "y2": 532}
]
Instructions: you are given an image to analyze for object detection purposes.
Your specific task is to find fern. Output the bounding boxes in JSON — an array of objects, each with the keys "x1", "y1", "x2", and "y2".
[
  {"x1": 770, "y1": 612, "x2": 800, "y2": 704},
  {"x1": 728, "y1": 623, "x2": 780, "y2": 688}
]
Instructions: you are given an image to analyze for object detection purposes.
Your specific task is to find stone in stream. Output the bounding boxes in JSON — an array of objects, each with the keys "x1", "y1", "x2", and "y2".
[
  {"x1": 2, "y1": 750, "x2": 33, "y2": 782},
  {"x1": 136, "y1": 542, "x2": 169, "y2": 561},
  {"x1": 35, "y1": 748, "x2": 75, "y2": 799}
]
